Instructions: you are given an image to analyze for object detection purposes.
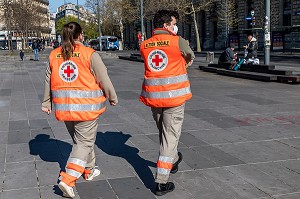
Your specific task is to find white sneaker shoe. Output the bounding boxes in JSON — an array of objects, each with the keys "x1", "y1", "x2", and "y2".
[
  {"x1": 58, "y1": 181, "x2": 75, "y2": 198},
  {"x1": 85, "y1": 167, "x2": 101, "y2": 181}
]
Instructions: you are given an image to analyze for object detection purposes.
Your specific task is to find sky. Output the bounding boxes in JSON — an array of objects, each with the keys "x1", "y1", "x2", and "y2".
[{"x1": 49, "y1": 0, "x2": 86, "y2": 13}]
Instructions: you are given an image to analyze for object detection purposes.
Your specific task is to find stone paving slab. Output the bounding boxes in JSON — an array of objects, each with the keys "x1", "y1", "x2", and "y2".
[
  {"x1": 1, "y1": 53, "x2": 300, "y2": 198},
  {"x1": 226, "y1": 164, "x2": 298, "y2": 195},
  {"x1": 202, "y1": 168, "x2": 269, "y2": 198},
  {"x1": 2, "y1": 188, "x2": 40, "y2": 199},
  {"x1": 108, "y1": 177, "x2": 155, "y2": 199},
  {"x1": 4, "y1": 162, "x2": 38, "y2": 190},
  {"x1": 77, "y1": 180, "x2": 118, "y2": 199},
  {"x1": 274, "y1": 192, "x2": 300, "y2": 199},
  {"x1": 6, "y1": 143, "x2": 34, "y2": 163}
]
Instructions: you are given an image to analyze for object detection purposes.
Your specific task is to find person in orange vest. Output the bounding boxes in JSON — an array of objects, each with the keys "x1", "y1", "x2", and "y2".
[
  {"x1": 41, "y1": 22, "x2": 118, "y2": 198},
  {"x1": 140, "y1": 10, "x2": 194, "y2": 196}
]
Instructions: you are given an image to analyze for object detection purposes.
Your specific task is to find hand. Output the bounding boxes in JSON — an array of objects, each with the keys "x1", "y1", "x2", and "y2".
[
  {"x1": 42, "y1": 107, "x2": 51, "y2": 114},
  {"x1": 187, "y1": 60, "x2": 193, "y2": 66},
  {"x1": 110, "y1": 101, "x2": 117, "y2": 106}
]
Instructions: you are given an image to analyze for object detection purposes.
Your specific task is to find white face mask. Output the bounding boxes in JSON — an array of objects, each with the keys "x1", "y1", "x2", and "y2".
[{"x1": 173, "y1": 25, "x2": 178, "y2": 35}]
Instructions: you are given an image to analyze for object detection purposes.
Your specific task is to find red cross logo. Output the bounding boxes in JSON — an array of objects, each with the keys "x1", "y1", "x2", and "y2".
[
  {"x1": 152, "y1": 54, "x2": 163, "y2": 66},
  {"x1": 64, "y1": 65, "x2": 74, "y2": 77}
]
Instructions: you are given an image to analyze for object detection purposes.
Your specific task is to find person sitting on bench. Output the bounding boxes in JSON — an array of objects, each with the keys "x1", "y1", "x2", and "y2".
[
  {"x1": 244, "y1": 33, "x2": 258, "y2": 59},
  {"x1": 218, "y1": 44, "x2": 236, "y2": 66}
]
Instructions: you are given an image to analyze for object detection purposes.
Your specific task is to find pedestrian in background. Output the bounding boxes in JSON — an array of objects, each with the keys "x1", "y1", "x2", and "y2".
[
  {"x1": 139, "y1": 10, "x2": 194, "y2": 196},
  {"x1": 41, "y1": 22, "x2": 118, "y2": 198},
  {"x1": 32, "y1": 39, "x2": 40, "y2": 61},
  {"x1": 19, "y1": 50, "x2": 24, "y2": 61},
  {"x1": 218, "y1": 43, "x2": 237, "y2": 66}
]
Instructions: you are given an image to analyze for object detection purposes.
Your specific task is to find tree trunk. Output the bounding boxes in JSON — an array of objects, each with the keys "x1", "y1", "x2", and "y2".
[
  {"x1": 8, "y1": 16, "x2": 12, "y2": 52},
  {"x1": 25, "y1": 22, "x2": 29, "y2": 51},
  {"x1": 192, "y1": 4, "x2": 201, "y2": 52}
]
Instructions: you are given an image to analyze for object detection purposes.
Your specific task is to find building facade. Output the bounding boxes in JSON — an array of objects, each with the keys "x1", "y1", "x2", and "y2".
[
  {"x1": 124, "y1": 0, "x2": 300, "y2": 51},
  {"x1": 56, "y1": 3, "x2": 81, "y2": 22},
  {"x1": 55, "y1": 3, "x2": 92, "y2": 39},
  {"x1": 49, "y1": 13, "x2": 56, "y2": 40}
]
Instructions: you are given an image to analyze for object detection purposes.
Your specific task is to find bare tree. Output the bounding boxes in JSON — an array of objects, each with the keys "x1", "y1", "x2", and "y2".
[
  {"x1": 101, "y1": 0, "x2": 136, "y2": 46},
  {"x1": 86, "y1": 0, "x2": 137, "y2": 46},
  {"x1": 12, "y1": 0, "x2": 41, "y2": 49},
  {"x1": 85, "y1": 0, "x2": 105, "y2": 37},
  {"x1": 1, "y1": 0, "x2": 14, "y2": 51},
  {"x1": 142, "y1": 0, "x2": 213, "y2": 51},
  {"x1": 215, "y1": 0, "x2": 238, "y2": 46},
  {"x1": 169, "y1": 0, "x2": 213, "y2": 52},
  {"x1": 2, "y1": 0, "x2": 41, "y2": 50}
]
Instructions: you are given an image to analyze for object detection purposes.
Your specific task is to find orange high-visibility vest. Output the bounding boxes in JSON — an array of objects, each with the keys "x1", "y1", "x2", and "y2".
[
  {"x1": 140, "y1": 29, "x2": 192, "y2": 107},
  {"x1": 49, "y1": 44, "x2": 106, "y2": 121}
]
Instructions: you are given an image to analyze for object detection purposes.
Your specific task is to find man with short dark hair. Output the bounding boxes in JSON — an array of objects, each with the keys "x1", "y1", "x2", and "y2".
[
  {"x1": 218, "y1": 43, "x2": 236, "y2": 65},
  {"x1": 139, "y1": 10, "x2": 194, "y2": 196},
  {"x1": 244, "y1": 34, "x2": 258, "y2": 59}
]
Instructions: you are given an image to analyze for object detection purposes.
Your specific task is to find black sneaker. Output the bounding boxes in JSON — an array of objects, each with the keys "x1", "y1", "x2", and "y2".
[
  {"x1": 155, "y1": 182, "x2": 175, "y2": 196},
  {"x1": 170, "y1": 152, "x2": 182, "y2": 174}
]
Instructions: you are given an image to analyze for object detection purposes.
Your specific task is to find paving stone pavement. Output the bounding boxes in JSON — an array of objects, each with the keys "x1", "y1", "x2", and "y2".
[{"x1": 1, "y1": 51, "x2": 300, "y2": 199}]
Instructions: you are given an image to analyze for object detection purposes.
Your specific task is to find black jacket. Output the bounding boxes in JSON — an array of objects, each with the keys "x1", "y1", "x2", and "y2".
[
  {"x1": 246, "y1": 37, "x2": 258, "y2": 58},
  {"x1": 32, "y1": 41, "x2": 40, "y2": 50}
]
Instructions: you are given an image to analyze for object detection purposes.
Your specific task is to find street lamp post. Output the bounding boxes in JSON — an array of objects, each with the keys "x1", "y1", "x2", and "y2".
[
  {"x1": 96, "y1": 0, "x2": 102, "y2": 51},
  {"x1": 140, "y1": 0, "x2": 145, "y2": 41},
  {"x1": 264, "y1": 0, "x2": 271, "y2": 65}
]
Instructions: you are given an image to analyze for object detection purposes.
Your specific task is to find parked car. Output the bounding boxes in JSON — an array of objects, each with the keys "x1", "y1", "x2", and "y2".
[
  {"x1": 0, "y1": 46, "x2": 8, "y2": 50},
  {"x1": 88, "y1": 39, "x2": 100, "y2": 51}
]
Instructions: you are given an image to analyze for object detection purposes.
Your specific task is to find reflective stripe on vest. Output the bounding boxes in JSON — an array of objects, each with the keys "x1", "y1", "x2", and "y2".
[
  {"x1": 143, "y1": 74, "x2": 188, "y2": 86},
  {"x1": 52, "y1": 90, "x2": 104, "y2": 98},
  {"x1": 54, "y1": 102, "x2": 106, "y2": 111},
  {"x1": 141, "y1": 86, "x2": 191, "y2": 99},
  {"x1": 157, "y1": 156, "x2": 173, "y2": 175}
]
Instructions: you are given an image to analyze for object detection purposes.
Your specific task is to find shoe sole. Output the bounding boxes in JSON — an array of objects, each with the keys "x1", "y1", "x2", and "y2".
[
  {"x1": 155, "y1": 185, "x2": 175, "y2": 196},
  {"x1": 170, "y1": 152, "x2": 182, "y2": 174},
  {"x1": 58, "y1": 182, "x2": 75, "y2": 198},
  {"x1": 85, "y1": 169, "x2": 101, "y2": 181}
]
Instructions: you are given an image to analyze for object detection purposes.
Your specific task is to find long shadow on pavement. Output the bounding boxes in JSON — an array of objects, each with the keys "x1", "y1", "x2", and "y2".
[
  {"x1": 29, "y1": 134, "x2": 71, "y2": 197},
  {"x1": 95, "y1": 131, "x2": 156, "y2": 191}
]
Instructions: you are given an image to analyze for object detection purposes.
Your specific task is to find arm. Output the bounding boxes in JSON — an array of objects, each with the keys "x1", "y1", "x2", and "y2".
[
  {"x1": 178, "y1": 37, "x2": 195, "y2": 68},
  {"x1": 41, "y1": 62, "x2": 52, "y2": 114},
  {"x1": 90, "y1": 52, "x2": 118, "y2": 105},
  {"x1": 226, "y1": 48, "x2": 235, "y2": 60},
  {"x1": 248, "y1": 41, "x2": 256, "y2": 51}
]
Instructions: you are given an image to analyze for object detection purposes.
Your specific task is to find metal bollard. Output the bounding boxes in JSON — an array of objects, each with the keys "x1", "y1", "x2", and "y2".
[{"x1": 206, "y1": 52, "x2": 214, "y2": 63}]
